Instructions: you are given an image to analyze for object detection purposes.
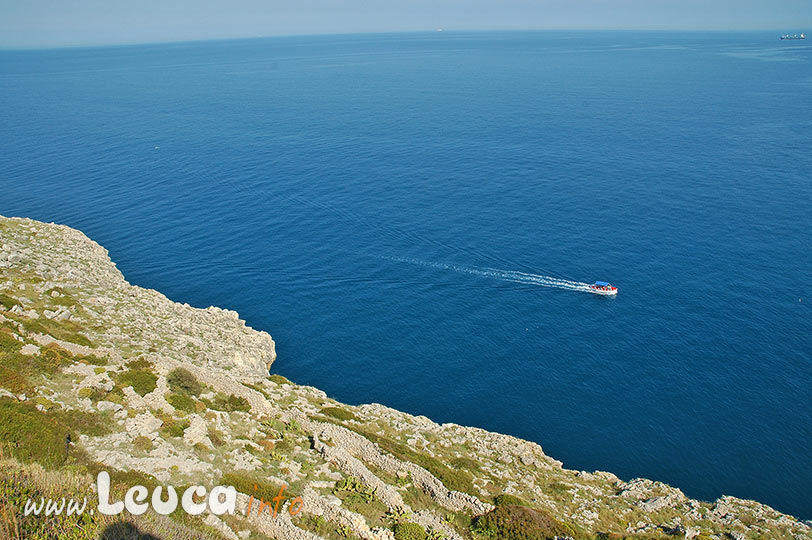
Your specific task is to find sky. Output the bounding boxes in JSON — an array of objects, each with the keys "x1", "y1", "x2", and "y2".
[{"x1": 1, "y1": 0, "x2": 811, "y2": 49}]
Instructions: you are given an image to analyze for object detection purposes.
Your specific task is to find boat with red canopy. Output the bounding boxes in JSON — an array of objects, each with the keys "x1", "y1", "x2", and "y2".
[{"x1": 589, "y1": 281, "x2": 617, "y2": 295}]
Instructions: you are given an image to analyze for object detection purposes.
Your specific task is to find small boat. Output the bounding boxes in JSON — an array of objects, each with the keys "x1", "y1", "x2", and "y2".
[
  {"x1": 780, "y1": 33, "x2": 805, "y2": 40},
  {"x1": 589, "y1": 281, "x2": 617, "y2": 296}
]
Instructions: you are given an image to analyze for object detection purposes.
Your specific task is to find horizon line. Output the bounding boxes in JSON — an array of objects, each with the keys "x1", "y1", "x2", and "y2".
[{"x1": 1, "y1": 27, "x2": 806, "y2": 52}]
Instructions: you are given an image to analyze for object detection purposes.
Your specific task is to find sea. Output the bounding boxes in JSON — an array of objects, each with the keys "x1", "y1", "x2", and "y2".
[{"x1": 1, "y1": 31, "x2": 810, "y2": 518}]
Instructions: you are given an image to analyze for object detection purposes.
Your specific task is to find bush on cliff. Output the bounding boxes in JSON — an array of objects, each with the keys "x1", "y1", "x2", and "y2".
[
  {"x1": 204, "y1": 392, "x2": 251, "y2": 413},
  {"x1": 493, "y1": 493, "x2": 532, "y2": 508},
  {"x1": 0, "y1": 293, "x2": 20, "y2": 311},
  {"x1": 472, "y1": 504, "x2": 578, "y2": 540},
  {"x1": 0, "y1": 340, "x2": 74, "y2": 394},
  {"x1": 16, "y1": 316, "x2": 93, "y2": 347},
  {"x1": 167, "y1": 367, "x2": 203, "y2": 396},
  {"x1": 115, "y1": 360, "x2": 158, "y2": 396},
  {"x1": 0, "y1": 328, "x2": 21, "y2": 353},
  {"x1": 268, "y1": 373, "x2": 292, "y2": 385},
  {"x1": 323, "y1": 406, "x2": 359, "y2": 422},
  {"x1": 393, "y1": 521, "x2": 428, "y2": 540},
  {"x1": 167, "y1": 392, "x2": 196, "y2": 413}
]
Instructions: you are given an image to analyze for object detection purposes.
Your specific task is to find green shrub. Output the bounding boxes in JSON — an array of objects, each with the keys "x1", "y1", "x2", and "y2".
[
  {"x1": 125, "y1": 357, "x2": 152, "y2": 370},
  {"x1": 208, "y1": 428, "x2": 226, "y2": 447},
  {"x1": 450, "y1": 456, "x2": 481, "y2": 472},
  {"x1": 393, "y1": 522, "x2": 428, "y2": 540},
  {"x1": 493, "y1": 493, "x2": 532, "y2": 508},
  {"x1": 17, "y1": 317, "x2": 92, "y2": 347},
  {"x1": 77, "y1": 354, "x2": 107, "y2": 366},
  {"x1": 333, "y1": 476, "x2": 377, "y2": 504},
  {"x1": 221, "y1": 472, "x2": 284, "y2": 503},
  {"x1": 39, "y1": 343, "x2": 74, "y2": 373},
  {"x1": 268, "y1": 374, "x2": 292, "y2": 385},
  {"x1": 167, "y1": 367, "x2": 202, "y2": 396},
  {"x1": 0, "y1": 329, "x2": 22, "y2": 353},
  {"x1": 323, "y1": 406, "x2": 359, "y2": 422},
  {"x1": 472, "y1": 504, "x2": 577, "y2": 540},
  {"x1": 157, "y1": 414, "x2": 189, "y2": 438},
  {"x1": 115, "y1": 368, "x2": 157, "y2": 396},
  {"x1": 132, "y1": 436, "x2": 154, "y2": 453},
  {"x1": 204, "y1": 393, "x2": 251, "y2": 413},
  {"x1": 0, "y1": 293, "x2": 20, "y2": 310},
  {"x1": 0, "y1": 340, "x2": 73, "y2": 394},
  {"x1": 77, "y1": 386, "x2": 107, "y2": 401},
  {"x1": 167, "y1": 392, "x2": 196, "y2": 413}
]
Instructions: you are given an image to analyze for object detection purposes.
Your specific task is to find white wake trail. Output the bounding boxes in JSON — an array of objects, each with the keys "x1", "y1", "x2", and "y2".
[{"x1": 384, "y1": 256, "x2": 594, "y2": 293}]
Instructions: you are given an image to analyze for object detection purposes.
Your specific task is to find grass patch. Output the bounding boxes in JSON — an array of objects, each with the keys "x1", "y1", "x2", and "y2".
[
  {"x1": 0, "y1": 329, "x2": 22, "y2": 353},
  {"x1": 0, "y1": 457, "x2": 223, "y2": 540},
  {"x1": 493, "y1": 493, "x2": 533, "y2": 508},
  {"x1": 202, "y1": 392, "x2": 251, "y2": 413},
  {"x1": 0, "y1": 341, "x2": 74, "y2": 394},
  {"x1": 244, "y1": 382, "x2": 272, "y2": 400},
  {"x1": 76, "y1": 353, "x2": 107, "y2": 366},
  {"x1": 157, "y1": 413, "x2": 190, "y2": 439},
  {"x1": 0, "y1": 293, "x2": 20, "y2": 310},
  {"x1": 220, "y1": 472, "x2": 287, "y2": 502},
  {"x1": 114, "y1": 362, "x2": 158, "y2": 396},
  {"x1": 268, "y1": 374, "x2": 292, "y2": 385},
  {"x1": 472, "y1": 504, "x2": 582, "y2": 540},
  {"x1": 323, "y1": 406, "x2": 359, "y2": 422},
  {"x1": 16, "y1": 316, "x2": 92, "y2": 347},
  {"x1": 293, "y1": 514, "x2": 354, "y2": 540},
  {"x1": 0, "y1": 397, "x2": 110, "y2": 468},
  {"x1": 450, "y1": 456, "x2": 481, "y2": 472},
  {"x1": 167, "y1": 392, "x2": 196, "y2": 413}
]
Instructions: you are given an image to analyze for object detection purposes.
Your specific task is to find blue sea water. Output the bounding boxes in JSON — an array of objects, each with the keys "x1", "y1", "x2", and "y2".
[{"x1": 1, "y1": 31, "x2": 811, "y2": 518}]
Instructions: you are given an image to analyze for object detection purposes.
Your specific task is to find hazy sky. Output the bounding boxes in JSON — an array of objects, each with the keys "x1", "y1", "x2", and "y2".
[{"x1": 1, "y1": 0, "x2": 810, "y2": 48}]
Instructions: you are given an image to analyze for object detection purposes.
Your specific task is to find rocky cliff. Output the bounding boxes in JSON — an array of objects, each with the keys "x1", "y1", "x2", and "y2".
[{"x1": 0, "y1": 215, "x2": 809, "y2": 540}]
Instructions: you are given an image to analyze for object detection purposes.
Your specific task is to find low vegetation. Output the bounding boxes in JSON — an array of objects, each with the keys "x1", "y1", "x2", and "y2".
[
  {"x1": 167, "y1": 367, "x2": 203, "y2": 396},
  {"x1": 114, "y1": 359, "x2": 158, "y2": 396},
  {"x1": 0, "y1": 397, "x2": 110, "y2": 468},
  {"x1": 472, "y1": 504, "x2": 581, "y2": 540},
  {"x1": 393, "y1": 521, "x2": 428, "y2": 540}
]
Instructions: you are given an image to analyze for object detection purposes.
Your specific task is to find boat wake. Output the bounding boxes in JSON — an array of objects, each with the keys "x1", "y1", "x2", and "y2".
[{"x1": 383, "y1": 256, "x2": 595, "y2": 293}]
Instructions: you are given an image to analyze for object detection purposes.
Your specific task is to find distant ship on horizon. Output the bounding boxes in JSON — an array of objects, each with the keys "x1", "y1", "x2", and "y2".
[{"x1": 780, "y1": 33, "x2": 805, "y2": 40}]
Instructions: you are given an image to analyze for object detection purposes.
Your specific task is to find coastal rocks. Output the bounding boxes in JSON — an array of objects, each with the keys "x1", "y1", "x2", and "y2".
[
  {"x1": 1, "y1": 215, "x2": 276, "y2": 378},
  {"x1": 96, "y1": 400, "x2": 123, "y2": 413},
  {"x1": 125, "y1": 412, "x2": 163, "y2": 441},
  {"x1": 20, "y1": 343, "x2": 40, "y2": 355},
  {"x1": 228, "y1": 448, "x2": 263, "y2": 471},
  {"x1": 184, "y1": 415, "x2": 213, "y2": 449},
  {"x1": 204, "y1": 514, "x2": 239, "y2": 540},
  {"x1": 309, "y1": 420, "x2": 492, "y2": 515},
  {"x1": 78, "y1": 371, "x2": 114, "y2": 393}
]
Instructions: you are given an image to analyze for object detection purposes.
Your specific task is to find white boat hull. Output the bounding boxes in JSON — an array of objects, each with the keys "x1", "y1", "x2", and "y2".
[{"x1": 589, "y1": 286, "x2": 618, "y2": 296}]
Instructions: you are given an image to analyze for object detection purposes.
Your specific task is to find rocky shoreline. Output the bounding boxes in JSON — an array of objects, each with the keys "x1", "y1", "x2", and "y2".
[{"x1": 1, "y1": 214, "x2": 810, "y2": 540}]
